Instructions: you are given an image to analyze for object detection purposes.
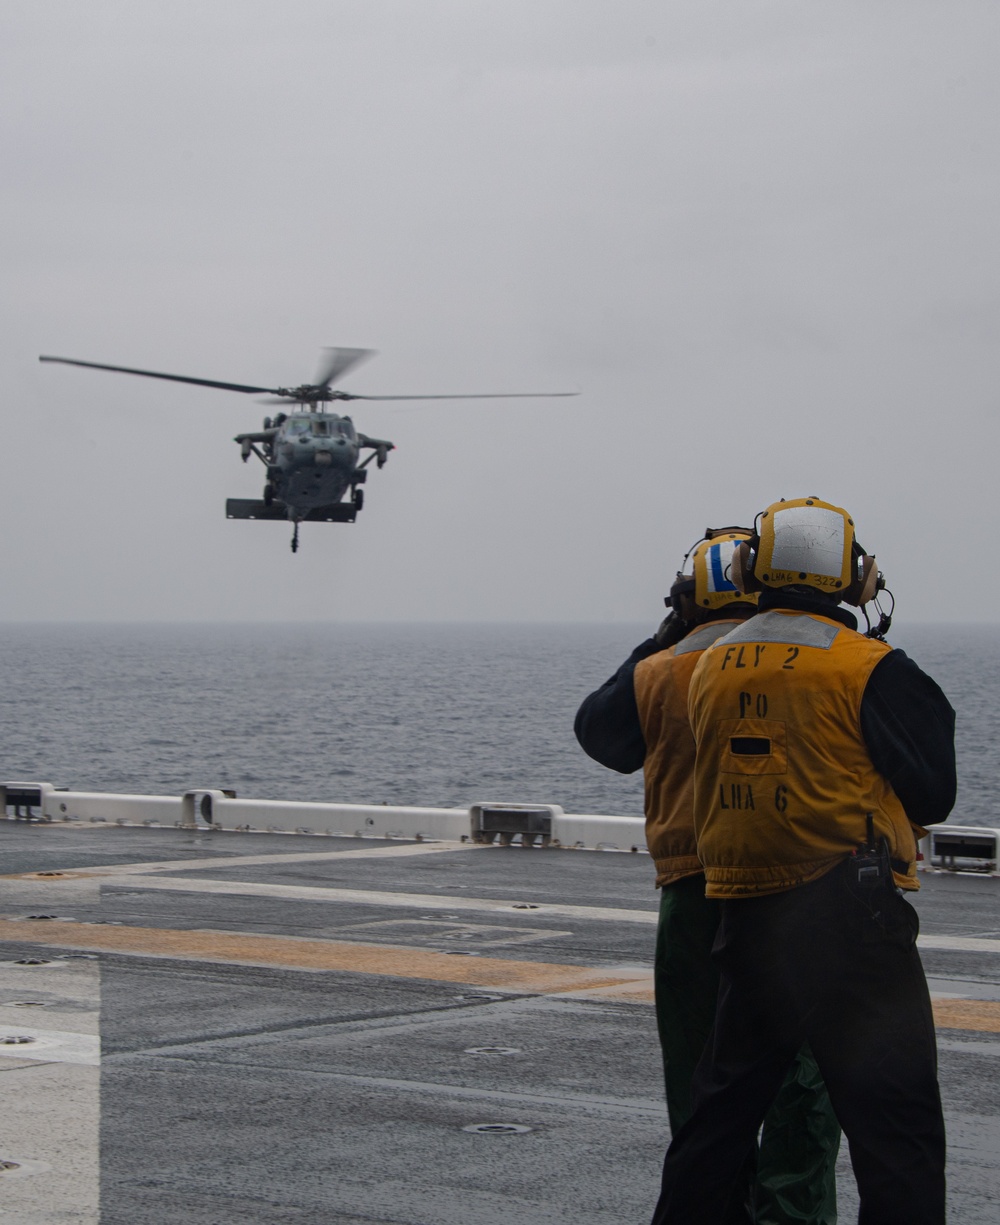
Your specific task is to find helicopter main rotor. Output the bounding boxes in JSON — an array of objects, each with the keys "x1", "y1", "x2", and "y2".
[{"x1": 39, "y1": 348, "x2": 578, "y2": 406}]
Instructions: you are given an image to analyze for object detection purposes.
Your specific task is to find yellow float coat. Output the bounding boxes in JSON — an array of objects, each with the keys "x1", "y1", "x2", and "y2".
[
  {"x1": 687, "y1": 609, "x2": 920, "y2": 898},
  {"x1": 633, "y1": 619, "x2": 746, "y2": 887}
]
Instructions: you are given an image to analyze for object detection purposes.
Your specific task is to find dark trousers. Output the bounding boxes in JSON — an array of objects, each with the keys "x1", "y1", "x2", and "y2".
[
  {"x1": 651, "y1": 866, "x2": 945, "y2": 1225},
  {"x1": 655, "y1": 877, "x2": 840, "y2": 1224},
  {"x1": 655, "y1": 877, "x2": 723, "y2": 1134}
]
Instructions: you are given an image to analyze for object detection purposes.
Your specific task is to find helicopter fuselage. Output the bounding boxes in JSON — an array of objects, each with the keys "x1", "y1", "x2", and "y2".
[
  {"x1": 267, "y1": 411, "x2": 359, "y2": 511},
  {"x1": 233, "y1": 408, "x2": 394, "y2": 540}
]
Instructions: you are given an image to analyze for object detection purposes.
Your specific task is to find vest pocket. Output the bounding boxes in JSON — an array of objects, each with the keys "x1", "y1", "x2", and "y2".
[{"x1": 717, "y1": 719, "x2": 787, "y2": 775}]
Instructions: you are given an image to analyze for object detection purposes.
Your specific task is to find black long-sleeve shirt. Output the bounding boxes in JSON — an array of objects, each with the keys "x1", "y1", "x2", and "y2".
[
  {"x1": 575, "y1": 596, "x2": 956, "y2": 828},
  {"x1": 574, "y1": 636, "x2": 659, "y2": 775}
]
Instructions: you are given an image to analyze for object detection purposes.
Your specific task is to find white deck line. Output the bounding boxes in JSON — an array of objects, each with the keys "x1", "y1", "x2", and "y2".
[
  {"x1": 918, "y1": 934, "x2": 1000, "y2": 954},
  {"x1": 103, "y1": 875, "x2": 662, "y2": 924},
  {"x1": 72, "y1": 840, "x2": 476, "y2": 876},
  {"x1": 97, "y1": 876, "x2": 1000, "y2": 953},
  {"x1": 0, "y1": 1027, "x2": 100, "y2": 1067},
  {"x1": 0, "y1": 929, "x2": 99, "y2": 1223}
]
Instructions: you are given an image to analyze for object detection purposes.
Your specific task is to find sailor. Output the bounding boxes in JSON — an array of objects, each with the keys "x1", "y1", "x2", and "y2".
[
  {"x1": 575, "y1": 527, "x2": 841, "y2": 1224},
  {"x1": 650, "y1": 497, "x2": 956, "y2": 1225}
]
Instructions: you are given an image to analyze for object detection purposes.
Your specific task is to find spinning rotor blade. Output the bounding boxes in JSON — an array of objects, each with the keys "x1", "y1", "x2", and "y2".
[
  {"x1": 313, "y1": 347, "x2": 375, "y2": 389},
  {"x1": 333, "y1": 390, "x2": 580, "y2": 401},
  {"x1": 41, "y1": 353, "x2": 579, "y2": 407},
  {"x1": 257, "y1": 386, "x2": 580, "y2": 407},
  {"x1": 39, "y1": 355, "x2": 280, "y2": 395}
]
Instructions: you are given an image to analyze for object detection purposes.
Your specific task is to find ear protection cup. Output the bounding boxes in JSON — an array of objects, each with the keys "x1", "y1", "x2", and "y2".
[
  {"x1": 669, "y1": 575, "x2": 695, "y2": 615},
  {"x1": 844, "y1": 554, "x2": 879, "y2": 607},
  {"x1": 859, "y1": 556, "x2": 880, "y2": 606},
  {"x1": 730, "y1": 540, "x2": 762, "y2": 594}
]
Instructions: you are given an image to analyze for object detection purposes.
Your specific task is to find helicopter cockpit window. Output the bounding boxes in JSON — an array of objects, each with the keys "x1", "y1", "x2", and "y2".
[
  {"x1": 337, "y1": 420, "x2": 354, "y2": 438},
  {"x1": 287, "y1": 418, "x2": 310, "y2": 435},
  {"x1": 312, "y1": 420, "x2": 330, "y2": 436}
]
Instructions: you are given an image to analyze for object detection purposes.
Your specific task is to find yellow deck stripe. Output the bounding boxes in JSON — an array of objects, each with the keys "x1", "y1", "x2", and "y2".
[
  {"x1": 0, "y1": 919, "x2": 641, "y2": 995},
  {"x1": 1, "y1": 919, "x2": 997, "y2": 1030},
  {"x1": 931, "y1": 998, "x2": 1000, "y2": 1033}
]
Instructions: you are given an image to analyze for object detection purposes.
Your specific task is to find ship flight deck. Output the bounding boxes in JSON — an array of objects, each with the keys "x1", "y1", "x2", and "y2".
[{"x1": 0, "y1": 813, "x2": 997, "y2": 1224}]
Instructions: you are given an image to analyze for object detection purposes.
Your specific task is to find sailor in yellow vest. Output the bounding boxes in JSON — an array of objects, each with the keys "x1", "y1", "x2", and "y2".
[
  {"x1": 576, "y1": 528, "x2": 841, "y2": 1224},
  {"x1": 651, "y1": 498, "x2": 955, "y2": 1225}
]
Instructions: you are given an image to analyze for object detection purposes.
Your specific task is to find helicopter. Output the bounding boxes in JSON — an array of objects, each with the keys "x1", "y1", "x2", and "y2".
[{"x1": 39, "y1": 348, "x2": 577, "y2": 551}]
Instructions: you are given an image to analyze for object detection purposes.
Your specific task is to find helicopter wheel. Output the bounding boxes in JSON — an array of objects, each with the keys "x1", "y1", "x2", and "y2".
[
  {"x1": 263, "y1": 483, "x2": 274, "y2": 507},
  {"x1": 291, "y1": 522, "x2": 300, "y2": 553},
  {"x1": 353, "y1": 488, "x2": 364, "y2": 511}
]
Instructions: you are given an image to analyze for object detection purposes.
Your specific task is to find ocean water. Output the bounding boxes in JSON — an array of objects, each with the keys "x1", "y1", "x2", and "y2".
[{"x1": 0, "y1": 621, "x2": 995, "y2": 826}]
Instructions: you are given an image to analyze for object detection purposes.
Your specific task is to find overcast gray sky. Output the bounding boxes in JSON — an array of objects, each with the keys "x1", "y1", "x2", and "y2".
[{"x1": 4, "y1": 1, "x2": 998, "y2": 622}]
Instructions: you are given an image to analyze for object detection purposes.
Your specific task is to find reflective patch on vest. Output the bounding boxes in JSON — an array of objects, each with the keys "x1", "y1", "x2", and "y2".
[
  {"x1": 716, "y1": 611, "x2": 841, "y2": 650},
  {"x1": 718, "y1": 719, "x2": 788, "y2": 775},
  {"x1": 673, "y1": 620, "x2": 738, "y2": 656}
]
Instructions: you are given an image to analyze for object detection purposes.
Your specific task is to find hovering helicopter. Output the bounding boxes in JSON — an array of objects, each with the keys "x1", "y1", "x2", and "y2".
[{"x1": 39, "y1": 348, "x2": 577, "y2": 551}]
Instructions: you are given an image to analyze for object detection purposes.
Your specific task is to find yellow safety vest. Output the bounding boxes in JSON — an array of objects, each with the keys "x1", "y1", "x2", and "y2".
[
  {"x1": 688, "y1": 609, "x2": 920, "y2": 899},
  {"x1": 634, "y1": 619, "x2": 746, "y2": 887}
]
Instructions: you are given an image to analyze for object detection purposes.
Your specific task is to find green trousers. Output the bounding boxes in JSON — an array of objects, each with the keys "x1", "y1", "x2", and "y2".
[{"x1": 655, "y1": 876, "x2": 841, "y2": 1225}]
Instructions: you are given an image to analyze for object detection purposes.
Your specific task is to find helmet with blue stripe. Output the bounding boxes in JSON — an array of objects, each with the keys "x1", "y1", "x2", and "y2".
[{"x1": 671, "y1": 528, "x2": 759, "y2": 615}]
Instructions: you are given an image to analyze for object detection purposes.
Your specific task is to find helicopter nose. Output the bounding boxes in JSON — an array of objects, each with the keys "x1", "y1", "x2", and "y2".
[{"x1": 312, "y1": 439, "x2": 353, "y2": 467}]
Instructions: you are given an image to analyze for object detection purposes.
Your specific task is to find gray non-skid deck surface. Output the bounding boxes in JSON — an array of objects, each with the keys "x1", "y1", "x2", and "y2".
[{"x1": 0, "y1": 822, "x2": 998, "y2": 1223}]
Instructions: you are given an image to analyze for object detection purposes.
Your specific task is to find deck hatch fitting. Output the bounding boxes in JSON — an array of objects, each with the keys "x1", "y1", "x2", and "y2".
[
  {"x1": 464, "y1": 1046, "x2": 521, "y2": 1055},
  {"x1": 1, "y1": 1036, "x2": 36, "y2": 1045},
  {"x1": 462, "y1": 1123, "x2": 533, "y2": 1135}
]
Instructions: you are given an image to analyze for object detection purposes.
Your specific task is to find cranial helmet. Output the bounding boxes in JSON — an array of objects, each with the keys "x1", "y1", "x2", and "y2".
[
  {"x1": 730, "y1": 497, "x2": 881, "y2": 607},
  {"x1": 670, "y1": 528, "x2": 760, "y2": 615}
]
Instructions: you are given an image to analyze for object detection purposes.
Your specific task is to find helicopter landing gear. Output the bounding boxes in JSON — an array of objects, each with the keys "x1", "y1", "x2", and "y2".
[
  {"x1": 353, "y1": 488, "x2": 364, "y2": 512},
  {"x1": 263, "y1": 482, "x2": 274, "y2": 507},
  {"x1": 291, "y1": 521, "x2": 300, "y2": 553}
]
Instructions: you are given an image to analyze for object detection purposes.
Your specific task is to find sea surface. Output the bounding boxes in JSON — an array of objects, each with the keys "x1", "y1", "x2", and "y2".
[{"x1": 0, "y1": 622, "x2": 996, "y2": 827}]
